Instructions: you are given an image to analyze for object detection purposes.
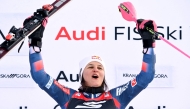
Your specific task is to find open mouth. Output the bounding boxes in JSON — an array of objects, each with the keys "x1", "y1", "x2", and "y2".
[{"x1": 92, "y1": 74, "x2": 99, "y2": 79}]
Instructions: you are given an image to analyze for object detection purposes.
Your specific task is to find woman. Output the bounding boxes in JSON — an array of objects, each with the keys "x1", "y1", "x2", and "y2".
[{"x1": 26, "y1": 9, "x2": 156, "y2": 109}]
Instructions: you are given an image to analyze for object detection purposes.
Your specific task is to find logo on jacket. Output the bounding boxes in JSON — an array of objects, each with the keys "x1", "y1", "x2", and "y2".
[
  {"x1": 116, "y1": 82, "x2": 129, "y2": 96},
  {"x1": 131, "y1": 78, "x2": 137, "y2": 87},
  {"x1": 75, "y1": 101, "x2": 106, "y2": 108}
]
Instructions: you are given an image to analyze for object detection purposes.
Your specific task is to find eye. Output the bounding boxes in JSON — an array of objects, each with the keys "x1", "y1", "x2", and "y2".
[
  {"x1": 98, "y1": 67, "x2": 103, "y2": 70},
  {"x1": 119, "y1": 9, "x2": 121, "y2": 12},
  {"x1": 88, "y1": 66, "x2": 93, "y2": 69}
]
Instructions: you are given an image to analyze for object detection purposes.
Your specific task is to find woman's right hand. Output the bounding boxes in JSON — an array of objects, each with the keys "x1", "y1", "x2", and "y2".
[{"x1": 23, "y1": 9, "x2": 48, "y2": 52}]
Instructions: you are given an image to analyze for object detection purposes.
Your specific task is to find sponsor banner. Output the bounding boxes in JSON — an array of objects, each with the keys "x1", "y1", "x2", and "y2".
[
  {"x1": 0, "y1": 0, "x2": 189, "y2": 109},
  {"x1": 0, "y1": 56, "x2": 36, "y2": 87},
  {"x1": 115, "y1": 65, "x2": 174, "y2": 87}
]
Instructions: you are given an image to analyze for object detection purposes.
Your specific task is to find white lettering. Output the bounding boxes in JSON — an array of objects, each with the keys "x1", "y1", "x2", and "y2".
[
  {"x1": 75, "y1": 101, "x2": 106, "y2": 108},
  {"x1": 116, "y1": 82, "x2": 129, "y2": 96},
  {"x1": 45, "y1": 76, "x2": 54, "y2": 89}
]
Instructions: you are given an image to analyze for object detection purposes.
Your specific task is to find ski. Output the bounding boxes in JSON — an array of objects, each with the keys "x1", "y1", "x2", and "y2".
[{"x1": 0, "y1": 0, "x2": 71, "y2": 60}]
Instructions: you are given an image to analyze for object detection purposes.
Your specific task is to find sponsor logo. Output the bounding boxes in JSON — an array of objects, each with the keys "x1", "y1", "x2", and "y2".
[
  {"x1": 117, "y1": 66, "x2": 173, "y2": 87},
  {"x1": 55, "y1": 26, "x2": 184, "y2": 41},
  {"x1": 104, "y1": 93, "x2": 109, "y2": 97},
  {"x1": 0, "y1": 74, "x2": 30, "y2": 78},
  {"x1": 116, "y1": 82, "x2": 129, "y2": 96},
  {"x1": 131, "y1": 78, "x2": 137, "y2": 87},
  {"x1": 123, "y1": 73, "x2": 168, "y2": 79},
  {"x1": 75, "y1": 100, "x2": 106, "y2": 108},
  {"x1": 123, "y1": 73, "x2": 137, "y2": 77},
  {"x1": 45, "y1": 76, "x2": 54, "y2": 89},
  {"x1": 56, "y1": 71, "x2": 79, "y2": 82},
  {"x1": 115, "y1": 26, "x2": 183, "y2": 40},
  {"x1": 155, "y1": 74, "x2": 168, "y2": 78},
  {"x1": 55, "y1": 27, "x2": 105, "y2": 40},
  {"x1": 92, "y1": 56, "x2": 102, "y2": 61}
]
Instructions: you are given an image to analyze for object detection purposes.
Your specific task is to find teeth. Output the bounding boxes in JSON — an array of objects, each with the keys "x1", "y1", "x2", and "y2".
[{"x1": 92, "y1": 75, "x2": 98, "y2": 78}]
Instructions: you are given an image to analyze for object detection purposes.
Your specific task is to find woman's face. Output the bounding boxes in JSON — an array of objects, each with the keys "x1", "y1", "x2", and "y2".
[{"x1": 82, "y1": 61, "x2": 105, "y2": 87}]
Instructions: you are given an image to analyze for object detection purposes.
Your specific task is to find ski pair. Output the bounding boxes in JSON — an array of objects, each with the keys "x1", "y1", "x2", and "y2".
[{"x1": 0, "y1": 0, "x2": 71, "y2": 60}]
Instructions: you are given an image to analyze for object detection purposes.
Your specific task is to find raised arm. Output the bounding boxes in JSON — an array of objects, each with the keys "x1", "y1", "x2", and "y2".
[
  {"x1": 25, "y1": 10, "x2": 76, "y2": 108},
  {"x1": 109, "y1": 19, "x2": 157, "y2": 109}
]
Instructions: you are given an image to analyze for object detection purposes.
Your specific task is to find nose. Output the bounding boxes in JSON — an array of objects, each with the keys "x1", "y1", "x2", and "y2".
[{"x1": 93, "y1": 67, "x2": 98, "y2": 72}]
